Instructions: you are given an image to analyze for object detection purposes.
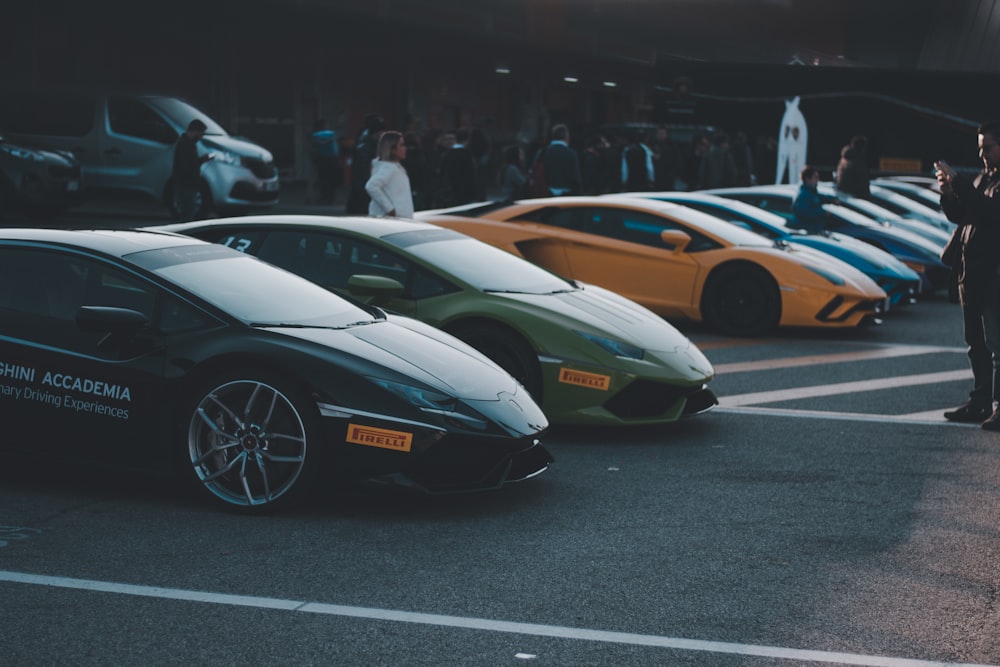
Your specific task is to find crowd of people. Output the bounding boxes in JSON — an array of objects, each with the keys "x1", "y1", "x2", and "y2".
[{"x1": 303, "y1": 117, "x2": 787, "y2": 217}]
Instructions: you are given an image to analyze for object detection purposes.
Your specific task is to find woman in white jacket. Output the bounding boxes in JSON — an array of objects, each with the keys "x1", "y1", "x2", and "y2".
[{"x1": 365, "y1": 130, "x2": 414, "y2": 219}]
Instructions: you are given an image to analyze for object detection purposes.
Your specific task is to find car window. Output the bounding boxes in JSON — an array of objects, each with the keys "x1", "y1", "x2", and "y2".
[
  {"x1": 616, "y1": 208, "x2": 720, "y2": 251},
  {"x1": 146, "y1": 97, "x2": 228, "y2": 136},
  {"x1": 511, "y1": 206, "x2": 580, "y2": 229},
  {"x1": 256, "y1": 230, "x2": 349, "y2": 288},
  {"x1": 0, "y1": 247, "x2": 157, "y2": 352},
  {"x1": 516, "y1": 205, "x2": 721, "y2": 251},
  {"x1": 253, "y1": 230, "x2": 455, "y2": 301},
  {"x1": 108, "y1": 97, "x2": 177, "y2": 144},
  {"x1": 731, "y1": 195, "x2": 793, "y2": 219},
  {"x1": 683, "y1": 202, "x2": 779, "y2": 239},
  {"x1": 385, "y1": 228, "x2": 573, "y2": 294}
]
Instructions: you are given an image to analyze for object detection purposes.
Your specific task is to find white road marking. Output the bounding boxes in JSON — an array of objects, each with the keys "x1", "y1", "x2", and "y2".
[
  {"x1": 719, "y1": 370, "x2": 972, "y2": 407},
  {"x1": 714, "y1": 406, "x2": 975, "y2": 426},
  {"x1": 0, "y1": 570, "x2": 993, "y2": 667},
  {"x1": 713, "y1": 345, "x2": 964, "y2": 375},
  {"x1": 705, "y1": 343, "x2": 974, "y2": 422}
]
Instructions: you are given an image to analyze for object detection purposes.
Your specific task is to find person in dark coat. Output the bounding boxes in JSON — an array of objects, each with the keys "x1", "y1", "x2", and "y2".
[
  {"x1": 580, "y1": 133, "x2": 612, "y2": 195},
  {"x1": 621, "y1": 130, "x2": 653, "y2": 192},
  {"x1": 345, "y1": 113, "x2": 385, "y2": 214},
  {"x1": 436, "y1": 127, "x2": 478, "y2": 206},
  {"x1": 172, "y1": 119, "x2": 213, "y2": 221},
  {"x1": 697, "y1": 131, "x2": 739, "y2": 189},
  {"x1": 309, "y1": 118, "x2": 341, "y2": 204},
  {"x1": 538, "y1": 123, "x2": 582, "y2": 196},
  {"x1": 791, "y1": 165, "x2": 833, "y2": 234},
  {"x1": 835, "y1": 134, "x2": 871, "y2": 197},
  {"x1": 651, "y1": 126, "x2": 683, "y2": 190},
  {"x1": 937, "y1": 120, "x2": 1000, "y2": 428},
  {"x1": 401, "y1": 131, "x2": 431, "y2": 211}
]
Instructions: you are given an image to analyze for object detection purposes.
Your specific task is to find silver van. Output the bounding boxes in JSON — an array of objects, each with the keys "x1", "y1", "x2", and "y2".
[{"x1": 0, "y1": 91, "x2": 279, "y2": 218}]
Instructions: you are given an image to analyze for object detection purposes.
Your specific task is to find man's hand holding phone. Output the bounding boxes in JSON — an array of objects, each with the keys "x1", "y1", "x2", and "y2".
[{"x1": 935, "y1": 160, "x2": 955, "y2": 192}]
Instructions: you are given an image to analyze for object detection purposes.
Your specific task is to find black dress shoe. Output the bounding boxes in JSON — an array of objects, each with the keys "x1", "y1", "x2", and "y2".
[{"x1": 944, "y1": 401, "x2": 993, "y2": 423}]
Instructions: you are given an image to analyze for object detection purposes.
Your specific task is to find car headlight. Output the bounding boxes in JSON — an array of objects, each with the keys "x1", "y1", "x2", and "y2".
[
  {"x1": 574, "y1": 330, "x2": 644, "y2": 360},
  {"x1": 804, "y1": 265, "x2": 846, "y2": 285},
  {"x1": 367, "y1": 377, "x2": 489, "y2": 430},
  {"x1": 210, "y1": 150, "x2": 242, "y2": 167},
  {"x1": 0, "y1": 145, "x2": 45, "y2": 162}
]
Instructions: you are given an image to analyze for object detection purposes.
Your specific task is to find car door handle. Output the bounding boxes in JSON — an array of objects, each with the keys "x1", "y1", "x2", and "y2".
[{"x1": 104, "y1": 148, "x2": 122, "y2": 155}]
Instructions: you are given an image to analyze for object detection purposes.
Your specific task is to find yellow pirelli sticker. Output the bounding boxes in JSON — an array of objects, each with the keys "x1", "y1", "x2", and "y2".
[
  {"x1": 346, "y1": 424, "x2": 413, "y2": 452},
  {"x1": 558, "y1": 368, "x2": 612, "y2": 391}
]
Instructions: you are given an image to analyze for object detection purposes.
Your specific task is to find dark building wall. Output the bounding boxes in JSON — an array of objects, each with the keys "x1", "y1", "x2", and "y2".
[{"x1": 5, "y1": 0, "x2": 994, "y2": 183}]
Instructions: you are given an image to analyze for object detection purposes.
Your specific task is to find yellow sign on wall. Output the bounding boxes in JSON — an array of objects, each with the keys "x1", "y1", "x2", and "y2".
[{"x1": 878, "y1": 157, "x2": 923, "y2": 173}]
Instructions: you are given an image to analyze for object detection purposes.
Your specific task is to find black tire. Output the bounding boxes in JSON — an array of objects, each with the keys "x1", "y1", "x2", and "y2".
[
  {"x1": 701, "y1": 263, "x2": 781, "y2": 337},
  {"x1": 449, "y1": 322, "x2": 543, "y2": 401},
  {"x1": 165, "y1": 180, "x2": 213, "y2": 220},
  {"x1": 180, "y1": 372, "x2": 322, "y2": 513}
]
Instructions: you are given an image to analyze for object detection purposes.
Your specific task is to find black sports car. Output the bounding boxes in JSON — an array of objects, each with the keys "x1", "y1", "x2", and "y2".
[{"x1": 0, "y1": 228, "x2": 551, "y2": 512}]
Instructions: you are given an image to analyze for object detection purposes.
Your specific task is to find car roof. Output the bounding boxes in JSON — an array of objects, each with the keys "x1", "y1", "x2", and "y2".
[
  {"x1": 0, "y1": 227, "x2": 205, "y2": 258},
  {"x1": 620, "y1": 191, "x2": 792, "y2": 226},
  {"x1": 155, "y1": 214, "x2": 441, "y2": 242},
  {"x1": 706, "y1": 185, "x2": 799, "y2": 196},
  {"x1": 490, "y1": 195, "x2": 773, "y2": 246}
]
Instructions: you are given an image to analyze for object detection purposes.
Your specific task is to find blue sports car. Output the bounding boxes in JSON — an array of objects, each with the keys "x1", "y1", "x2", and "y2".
[{"x1": 705, "y1": 186, "x2": 951, "y2": 293}]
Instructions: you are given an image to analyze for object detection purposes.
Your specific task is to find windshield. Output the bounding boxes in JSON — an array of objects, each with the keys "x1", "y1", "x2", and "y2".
[
  {"x1": 384, "y1": 228, "x2": 576, "y2": 294},
  {"x1": 147, "y1": 97, "x2": 228, "y2": 136},
  {"x1": 127, "y1": 243, "x2": 375, "y2": 327}
]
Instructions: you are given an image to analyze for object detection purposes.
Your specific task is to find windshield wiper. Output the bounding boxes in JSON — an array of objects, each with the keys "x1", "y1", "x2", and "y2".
[
  {"x1": 483, "y1": 287, "x2": 578, "y2": 295},
  {"x1": 250, "y1": 320, "x2": 373, "y2": 330}
]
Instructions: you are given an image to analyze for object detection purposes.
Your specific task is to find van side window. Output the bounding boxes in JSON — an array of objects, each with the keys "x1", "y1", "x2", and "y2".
[
  {"x1": 108, "y1": 98, "x2": 177, "y2": 145},
  {"x1": 0, "y1": 92, "x2": 94, "y2": 136}
]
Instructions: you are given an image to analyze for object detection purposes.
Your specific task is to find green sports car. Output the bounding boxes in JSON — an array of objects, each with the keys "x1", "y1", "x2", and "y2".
[{"x1": 155, "y1": 215, "x2": 717, "y2": 426}]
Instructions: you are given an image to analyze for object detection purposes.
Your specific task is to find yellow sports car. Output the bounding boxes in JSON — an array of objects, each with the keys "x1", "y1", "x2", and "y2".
[{"x1": 417, "y1": 196, "x2": 888, "y2": 337}]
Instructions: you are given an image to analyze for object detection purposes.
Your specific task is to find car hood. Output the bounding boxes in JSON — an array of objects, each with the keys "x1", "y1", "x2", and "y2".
[
  {"x1": 270, "y1": 319, "x2": 519, "y2": 401},
  {"x1": 202, "y1": 135, "x2": 273, "y2": 162},
  {"x1": 496, "y1": 284, "x2": 713, "y2": 367},
  {"x1": 809, "y1": 233, "x2": 918, "y2": 275},
  {"x1": 1, "y1": 140, "x2": 77, "y2": 166}
]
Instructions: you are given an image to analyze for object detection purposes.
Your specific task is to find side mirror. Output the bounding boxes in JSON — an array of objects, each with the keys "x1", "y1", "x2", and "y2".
[
  {"x1": 76, "y1": 305, "x2": 148, "y2": 333},
  {"x1": 347, "y1": 274, "x2": 404, "y2": 305},
  {"x1": 660, "y1": 229, "x2": 691, "y2": 253},
  {"x1": 76, "y1": 306, "x2": 150, "y2": 352}
]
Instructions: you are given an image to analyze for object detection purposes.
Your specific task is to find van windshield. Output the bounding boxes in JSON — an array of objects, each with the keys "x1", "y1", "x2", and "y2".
[{"x1": 147, "y1": 97, "x2": 228, "y2": 136}]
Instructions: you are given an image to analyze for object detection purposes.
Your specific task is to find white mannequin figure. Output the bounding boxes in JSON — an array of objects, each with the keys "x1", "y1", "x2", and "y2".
[{"x1": 775, "y1": 96, "x2": 808, "y2": 184}]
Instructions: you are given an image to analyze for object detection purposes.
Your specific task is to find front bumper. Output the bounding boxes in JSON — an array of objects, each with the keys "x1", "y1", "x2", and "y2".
[
  {"x1": 538, "y1": 354, "x2": 717, "y2": 426},
  {"x1": 316, "y1": 401, "x2": 552, "y2": 493}
]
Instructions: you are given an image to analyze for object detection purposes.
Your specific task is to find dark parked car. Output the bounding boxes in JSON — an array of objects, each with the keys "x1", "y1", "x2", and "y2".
[
  {"x1": 0, "y1": 228, "x2": 551, "y2": 513},
  {"x1": 0, "y1": 133, "x2": 82, "y2": 220}
]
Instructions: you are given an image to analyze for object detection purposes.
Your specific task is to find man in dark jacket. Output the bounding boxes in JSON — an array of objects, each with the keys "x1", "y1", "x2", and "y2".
[
  {"x1": 172, "y1": 119, "x2": 213, "y2": 221},
  {"x1": 539, "y1": 123, "x2": 582, "y2": 196},
  {"x1": 937, "y1": 120, "x2": 1000, "y2": 428},
  {"x1": 436, "y1": 127, "x2": 478, "y2": 206},
  {"x1": 835, "y1": 135, "x2": 871, "y2": 197}
]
